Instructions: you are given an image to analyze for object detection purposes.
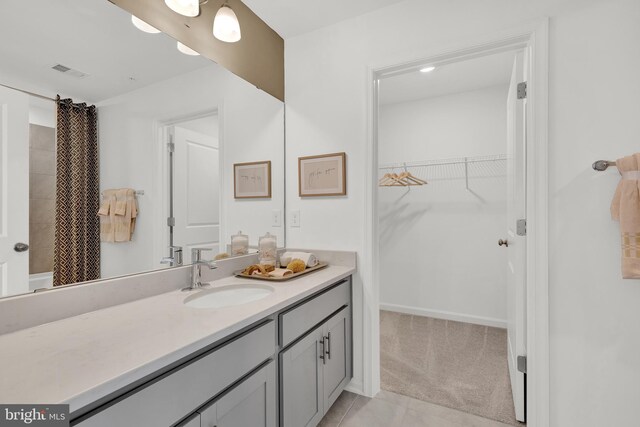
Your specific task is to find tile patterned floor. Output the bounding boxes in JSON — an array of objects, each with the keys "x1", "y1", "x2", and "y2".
[{"x1": 318, "y1": 390, "x2": 515, "y2": 427}]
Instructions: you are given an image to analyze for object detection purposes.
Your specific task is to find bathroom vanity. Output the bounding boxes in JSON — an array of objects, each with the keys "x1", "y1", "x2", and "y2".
[{"x1": 0, "y1": 252, "x2": 355, "y2": 427}]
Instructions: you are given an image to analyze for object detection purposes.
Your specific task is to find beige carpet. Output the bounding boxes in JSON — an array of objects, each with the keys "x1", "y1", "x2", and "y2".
[{"x1": 380, "y1": 310, "x2": 522, "y2": 426}]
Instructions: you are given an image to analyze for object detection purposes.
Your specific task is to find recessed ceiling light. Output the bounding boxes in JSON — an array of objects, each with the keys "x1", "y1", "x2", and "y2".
[
  {"x1": 177, "y1": 41, "x2": 200, "y2": 56},
  {"x1": 131, "y1": 15, "x2": 160, "y2": 34},
  {"x1": 420, "y1": 66, "x2": 436, "y2": 73}
]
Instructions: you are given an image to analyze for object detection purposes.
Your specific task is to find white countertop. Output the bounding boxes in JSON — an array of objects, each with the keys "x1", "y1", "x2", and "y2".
[{"x1": 0, "y1": 265, "x2": 354, "y2": 413}]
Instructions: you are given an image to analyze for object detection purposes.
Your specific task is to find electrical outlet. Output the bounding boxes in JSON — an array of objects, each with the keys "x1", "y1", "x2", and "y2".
[
  {"x1": 291, "y1": 210, "x2": 300, "y2": 228},
  {"x1": 272, "y1": 210, "x2": 282, "y2": 227}
]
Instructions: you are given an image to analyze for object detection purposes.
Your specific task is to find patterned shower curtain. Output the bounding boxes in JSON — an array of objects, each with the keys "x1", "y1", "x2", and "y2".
[{"x1": 53, "y1": 97, "x2": 100, "y2": 286}]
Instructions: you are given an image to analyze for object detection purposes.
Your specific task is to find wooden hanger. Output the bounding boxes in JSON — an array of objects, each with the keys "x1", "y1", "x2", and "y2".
[
  {"x1": 379, "y1": 173, "x2": 408, "y2": 186},
  {"x1": 379, "y1": 171, "x2": 427, "y2": 187}
]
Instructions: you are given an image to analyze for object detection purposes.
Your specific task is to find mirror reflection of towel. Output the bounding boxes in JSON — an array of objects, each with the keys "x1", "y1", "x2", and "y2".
[
  {"x1": 611, "y1": 153, "x2": 640, "y2": 279},
  {"x1": 99, "y1": 188, "x2": 138, "y2": 243},
  {"x1": 98, "y1": 189, "x2": 117, "y2": 243}
]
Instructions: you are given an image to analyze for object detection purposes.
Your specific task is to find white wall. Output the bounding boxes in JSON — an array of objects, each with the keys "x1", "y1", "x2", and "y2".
[
  {"x1": 97, "y1": 65, "x2": 284, "y2": 278},
  {"x1": 379, "y1": 85, "x2": 508, "y2": 326},
  {"x1": 284, "y1": 0, "x2": 640, "y2": 425}
]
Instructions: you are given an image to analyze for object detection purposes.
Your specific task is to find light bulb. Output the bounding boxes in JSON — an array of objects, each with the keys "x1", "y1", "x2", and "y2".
[
  {"x1": 177, "y1": 41, "x2": 200, "y2": 56},
  {"x1": 213, "y1": 5, "x2": 241, "y2": 43},
  {"x1": 131, "y1": 15, "x2": 160, "y2": 34},
  {"x1": 420, "y1": 66, "x2": 436, "y2": 73},
  {"x1": 165, "y1": 0, "x2": 199, "y2": 17}
]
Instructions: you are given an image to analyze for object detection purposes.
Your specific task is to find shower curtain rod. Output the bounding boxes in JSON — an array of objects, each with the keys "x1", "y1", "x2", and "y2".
[{"x1": 0, "y1": 82, "x2": 57, "y2": 101}]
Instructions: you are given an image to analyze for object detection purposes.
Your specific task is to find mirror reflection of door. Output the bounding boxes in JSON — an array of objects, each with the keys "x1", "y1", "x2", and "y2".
[
  {"x1": 0, "y1": 86, "x2": 30, "y2": 296},
  {"x1": 170, "y1": 115, "x2": 221, "y2": 264}
]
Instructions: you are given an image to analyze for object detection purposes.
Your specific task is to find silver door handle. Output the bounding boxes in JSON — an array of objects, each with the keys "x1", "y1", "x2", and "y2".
[
  {"x1": 14, "y1": 243, "x2": 29, "y2": 252},
  {"x1": 319, "y1": 338, "x2": 326, "y2": 364},
  {"x1": 498, "y1": 239, "x2": 509, "y2": 247},
  {"x1": 325, "y1": 333, "x2": 331, "y2": 360}
]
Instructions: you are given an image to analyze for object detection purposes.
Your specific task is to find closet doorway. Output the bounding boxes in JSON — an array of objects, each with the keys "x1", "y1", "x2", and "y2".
[
  {"x1": 160, "y1": 111, "x2": 221, "y2": 265},
  {"x1": 376, "y1": 49, "x2": 527, "y2": 425}
]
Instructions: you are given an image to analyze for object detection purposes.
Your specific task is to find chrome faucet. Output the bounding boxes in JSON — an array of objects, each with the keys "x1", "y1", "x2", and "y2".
[
  {"x1": 161, "y1": 245, "x2": 183, "y2": 267},
  {"x1": 183, "y1": 248, "x2": 217, "y2": 291}
]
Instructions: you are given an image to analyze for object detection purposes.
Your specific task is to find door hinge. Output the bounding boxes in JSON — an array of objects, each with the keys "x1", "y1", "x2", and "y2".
[
  {"x1": 167, "y1": 142, "x2": 175, "y2": 153},
  {"x1": 517, "y1": 355, "x2": 527, "y2": 374},
  {"x1": 517, "y1": 82, "x2": 527, "y2": 99},
  {"x1": 167, "y1": 216, "x2": 175, "y2": 227},
  {"x1": 517, "y1": 219, "x2": 527, "y2": 236}
]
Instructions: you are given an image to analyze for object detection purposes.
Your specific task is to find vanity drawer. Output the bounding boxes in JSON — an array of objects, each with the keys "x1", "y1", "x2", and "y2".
[
  {"x1": 279, "y1": 278, "x2": 350, "y2": 348},
  {"x1": 75, "y1": 320, "x2": 275, "y2": 427}
]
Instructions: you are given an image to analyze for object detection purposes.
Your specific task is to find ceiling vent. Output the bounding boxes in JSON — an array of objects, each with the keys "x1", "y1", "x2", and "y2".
[{"x1": 51, "y1": 64, "x2": 89, "y2": 79}]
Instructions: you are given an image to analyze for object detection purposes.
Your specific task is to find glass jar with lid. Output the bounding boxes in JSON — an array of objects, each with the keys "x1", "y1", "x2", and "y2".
[
  {"x1": 258, "y1": 232, "x2": 277, "y2": 266},
  {"x1": 231, "y1": 230, "x2": 249, "y2": 256}
]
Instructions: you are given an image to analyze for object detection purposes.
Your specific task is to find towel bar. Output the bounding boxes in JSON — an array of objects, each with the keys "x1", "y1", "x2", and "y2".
[
  {"x1": 100, "y1": 190, "x2": 145, "y2": 196},
  {"x1": 592, "y1": 160, "x2": 616, "y2": 171}
]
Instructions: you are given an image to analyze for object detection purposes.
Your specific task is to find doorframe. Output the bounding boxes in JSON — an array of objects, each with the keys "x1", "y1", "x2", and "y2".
[
  {"x1": 363, "y1": 19, "x2": 549, "y2": 426},
  {"x1": 155, "y1": 108, "x2": 222, "y2": 265}
]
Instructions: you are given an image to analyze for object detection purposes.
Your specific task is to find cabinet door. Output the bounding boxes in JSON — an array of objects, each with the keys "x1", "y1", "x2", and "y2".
[
  {"x1": 177, "y1": 413, "x2": 201, "y2": 427},
  {"x1": 199, "y1": 362, "x2": 276, "y2": 427},
  {"x1": 280, "y1": 326, "x2": 324, "y2": 427},
  {"x1": 322, "y1": 306, "x2": 352, "y2": 411}
]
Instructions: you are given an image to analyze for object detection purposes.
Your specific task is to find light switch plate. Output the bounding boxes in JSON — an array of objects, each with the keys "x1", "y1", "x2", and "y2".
[
  {"x1": 272, "y1": 210, "x2": 282, "y2": 227},
  {"x1": 291, "y1": 210, "x2": 300, "y2": 228}
]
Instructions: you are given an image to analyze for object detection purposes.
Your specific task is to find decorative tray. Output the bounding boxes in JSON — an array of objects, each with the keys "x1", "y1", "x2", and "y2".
[{"x1": 235, "y1": 262, "x2": 329, "y2": 281}]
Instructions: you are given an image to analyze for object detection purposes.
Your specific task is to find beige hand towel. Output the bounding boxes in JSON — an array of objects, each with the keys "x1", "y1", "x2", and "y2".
[
  {"x1": 99, "y1": 190, "x2": 117, "y2": 243},
  {"x1": 114, "y1": 189, "x2": 136, "y2": 242},
  {"x1": 611, "y1": 153, "x2": 640, "y2": 278}
]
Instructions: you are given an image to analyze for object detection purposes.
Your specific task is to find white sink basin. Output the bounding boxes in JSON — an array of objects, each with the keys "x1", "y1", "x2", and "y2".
[{"x1": 183, "y1": 284, "x2": 274, "y2": 309}]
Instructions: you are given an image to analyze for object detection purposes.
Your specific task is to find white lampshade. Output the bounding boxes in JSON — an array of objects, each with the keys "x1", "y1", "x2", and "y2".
[
  {"x1": 177, "y1": 41, "x2": 200, "y2": 56},
  {"x1": 131, "y1": 15, "x2": 161, "y2": 34},
  {"x1": 213, "y1": 5, "x2": 241, "y2": 43},
  {"x1": 165, "y1": 0, "x2": 199, "y2": 17}
]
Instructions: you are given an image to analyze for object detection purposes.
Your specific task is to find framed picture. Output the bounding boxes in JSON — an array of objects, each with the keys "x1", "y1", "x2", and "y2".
[
  {"x1": 234, "y1": 161, "x2": 272, "y2": 199},
  {"x1": 298, "y1": 152, "x2": 346, "y2": 197}
]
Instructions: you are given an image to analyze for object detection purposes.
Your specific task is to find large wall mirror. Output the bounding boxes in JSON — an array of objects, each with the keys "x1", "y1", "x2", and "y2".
[{"x1": 0, "y1": 0, "x2": 284, "y2": 298}]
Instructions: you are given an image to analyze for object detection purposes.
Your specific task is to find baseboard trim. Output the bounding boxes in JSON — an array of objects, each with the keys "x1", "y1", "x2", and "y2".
[
  {"x1": 379, "y1": 303, "x2": 507, "y2": 329},
  {"x1": 344, "y1": 380, "x2": 364, "y2": 396}
]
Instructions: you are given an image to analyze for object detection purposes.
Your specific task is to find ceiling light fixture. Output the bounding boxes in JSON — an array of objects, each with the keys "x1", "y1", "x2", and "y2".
[
  {"x1": 420, "y1": 66, "x2": 436, "y2": 73},
  {"x1": 177, "y1": 41, "x2": 200, "y2": 56},
  {"x1": 213, "y1": 3, "x2": 241, "y2": 43},
  {"x1": 165, "y1": 0, "x2": 200, "y2": 17},
  {"x1": 131, "y1": 15, "x2": 161, "y2": 33}
]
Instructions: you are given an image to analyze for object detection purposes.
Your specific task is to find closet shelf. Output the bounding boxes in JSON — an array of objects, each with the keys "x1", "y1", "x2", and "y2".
[{"x1": 378, "y1": 154, "x2": 507, "y2": 190}]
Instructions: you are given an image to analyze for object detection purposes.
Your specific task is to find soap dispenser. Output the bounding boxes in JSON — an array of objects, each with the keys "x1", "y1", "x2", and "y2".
[
  {"x1": 231, "y1": 231, "x2": 249, "y2": 256},
  {"x1": 258, "y1": 232, "x2": 277, "y2": 266}
]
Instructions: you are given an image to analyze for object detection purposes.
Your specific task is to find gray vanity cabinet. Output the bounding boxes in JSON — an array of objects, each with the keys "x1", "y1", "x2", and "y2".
[
  {"x1": 280, "y1": 326, "x2": 325, "y2": 427},
  {"x1": 177, "y1": 413, "x2": 201, "y2": 427},
  {"x1": 71, "y1": 277, "x2": 352, "y2": 427},
  {"x1": 199, "y1": 362, "x2": 276, "y2": 427},
  {"x1": 280, "y1": 304, "x2": 352, "y2": 427},
  {"x1": 322, "y1": 306, "x2": 351, "y2": 411}
]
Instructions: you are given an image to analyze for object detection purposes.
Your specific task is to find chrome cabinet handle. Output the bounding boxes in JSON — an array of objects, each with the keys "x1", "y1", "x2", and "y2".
[
  {"x1": 14, "y1": 243, "x2": 29, "y2": 252},
  {"x1": 325, "y1": 333, "x2": 331, "y2": 360},
  {"x1": 498, "y1": 239, "x2": 509, "y2": 247}
]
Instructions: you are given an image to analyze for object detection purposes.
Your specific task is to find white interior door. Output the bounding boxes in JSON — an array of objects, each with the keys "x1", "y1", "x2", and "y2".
[
  {"x1": 0, "y1": 86, "x2": 30, "y2": 296},
  {"x1": 506, "y1": 51, "x2": 527, "y2": 422},
  {"x1": 172, "y1": 125, "x2": 220, "y2": 264}
]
